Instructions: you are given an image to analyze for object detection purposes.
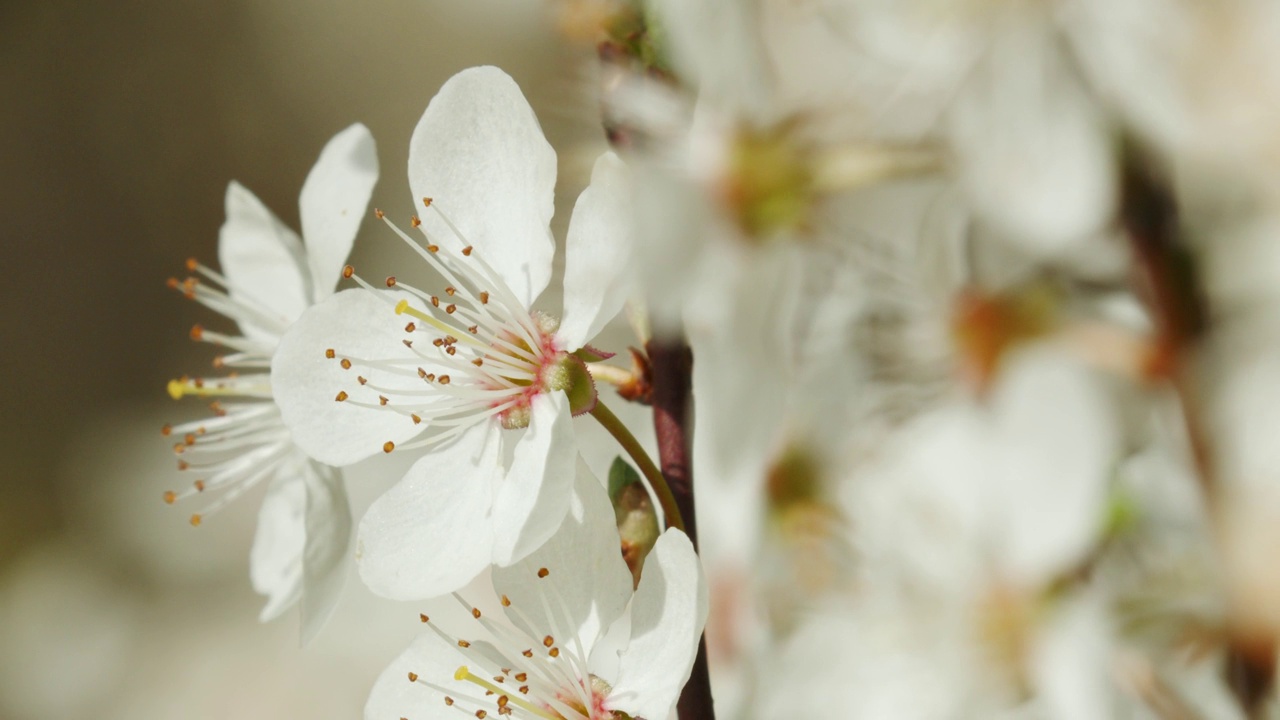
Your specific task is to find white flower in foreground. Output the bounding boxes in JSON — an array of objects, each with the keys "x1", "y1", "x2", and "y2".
[
  {"x1": 164, "y1": 123, "x2": 378, "y2": 642},
  {"x1": 271, "y1": 66, "x2": 633, "y2": 600},
  {"x1": 364, "y1": 463, "x2": 707, "y2": 720}
]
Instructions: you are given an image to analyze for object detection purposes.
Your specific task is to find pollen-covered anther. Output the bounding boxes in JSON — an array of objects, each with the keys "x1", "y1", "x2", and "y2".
[
  {"x1": 446, "y1": 346, "x2": 457, "y2": 356},
  {"x1": 325, "y1": 348, "x2": 336, "y2": 359},
  {"x1": 548, "y1": 648, "x2": 560, "y2": 658},
  {"x1": 522, "y1": 650, "x2": 533, "y2": 658},
  {"x1": 468, "y1": 325, "x2": 479, "y2": 334},
  {"x1": 422, "y1": 196, "x2": 433, "y2": 208},
  {"x1": 383, "y1": 441, "x2": 395, "y2": 453},
  {"x1": 479, "y1": 292, "x2": 490, "y2": 304},
  {"x1": 161, "y1": 424, "x2": 172, "y2": 436},
  {"x1": 189, "y1": 514, "x2": 202, "y2": 527},
  {"x1": 343, "y1": 265, "x2": 355, "y2": 279},
  {"x1": 407, "y1": 672, "x2": 419, "y2": 682},
  {"x1": 194, "y1": 480, "x2": 206, "y2": 492},
  {"x1": 444, "y1": 697, "x2": 454, "y2": 706},
  {"x1": 542, "y1": 635, "x2": 554, "y2": 648},
  {"x1": 411, "y1": 215, "x2": 421, "y2": 228},
  {"x1": 514, "y1": 672, "x2": 526, "y2": 682},
  {"x1": 185, "y1": 257, "x2": 199, "y2": 272},
  {"x1": 335, "y1": 391, "x2": 349, "y2": 402},
  {"x1": 404, "y1": 322, "x2": 416, "y2": 332},
  {"x1": 189, "y1": 324, "x2": 204, "y2": 341},
  {"x1": 471, "y1": 607, "x2": 482, "y2": 619},
  {"x1": 358, "y1": 376, "x2": 368, "y2": 385},
  {"x1": 427, "y1": 244, "x2": 439, "y2": 253},
  {"x1": 537, "y1": 567, "x2": 550, "y2": 578},
  {"x1": 518, "y1": 686, "x2": 529, "y2": 695},
  {"x1": 445, "y1": 286, "x2": 456, "y2": 296},
  {"x1": 374, "y1": 208, "x2": 385, "y2": 219},
  {"x1": 379, "y1": 395, "x2": 389, "y2": 406},
  {"x1": 476, "y1": 710, "x2": 487, "y2": 719},
  {"x1": 163, "y1": 491, "x2": 177, "y2": 505},
  {"x1": 439, "y1": 375, "x2": 451, "y2": 385},
  {"x1": 340, "y1": 358, "x2": 352, "y2": 369},
  {"x1": 472, "y1": 358, "x2": 484, "y2": 367},
  {"x1": 419, "y1": 613, "x2": 430, "y2": 623},
  {"x1": 431, "y1": 296, "x2": 440, "y2": 307},
  {"x1": 433, "y1": 338, "x2": 445, "y2": 348},
  {"x1": 462, "y1": 246, "x2": 473, "y2": 256},
  {"x1": 411, "y1": 414, "x2": 422, "y2": 425},
  {"x1": 386, "y1": 276, "x2": 397, "y2": 287},
  {"x1": 446, "y1": 304, "x2": 457, "y2": 314},
  {"x1": 458, "y1": 639, "x2": 472, "y2": 648}
]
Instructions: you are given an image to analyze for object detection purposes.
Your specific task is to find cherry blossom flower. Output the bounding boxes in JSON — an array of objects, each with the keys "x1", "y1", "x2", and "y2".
[
  {"x1": 271, "y1": 66, "x2": 633, "y2": 600},
  {"x1": 364, "y1": 462, "x2": 707, "y2": 720},
  {"x1": 163, "y1": 123, "x2": 378, "y2": 642}
]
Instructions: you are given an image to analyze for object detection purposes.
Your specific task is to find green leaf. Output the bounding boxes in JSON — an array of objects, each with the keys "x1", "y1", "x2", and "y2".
[{"x1": 608, "y1": 456, "x2": 642, "y2": 501}]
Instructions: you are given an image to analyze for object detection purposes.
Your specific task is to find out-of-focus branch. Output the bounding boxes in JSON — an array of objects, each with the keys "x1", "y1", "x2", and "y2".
[
  {"x1": 1120, "y1": 146, "x2": 1274, "y2": 716},
  {"x1": 646, "y1": 338, "x2": 715, "y2": 720}
]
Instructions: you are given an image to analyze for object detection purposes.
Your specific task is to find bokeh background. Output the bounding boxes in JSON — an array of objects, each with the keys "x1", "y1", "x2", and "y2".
[{"x1": 0, "y1": 2, "x2": 611, "y2": 716}]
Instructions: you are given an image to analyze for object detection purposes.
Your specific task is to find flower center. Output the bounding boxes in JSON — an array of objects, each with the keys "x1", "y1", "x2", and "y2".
[
  {"x1": 406, "y1": 565, "x2": 619, "y2": 720},
  {"x1": 327, "y1": 203, "x2": 585, "y2": 453}
]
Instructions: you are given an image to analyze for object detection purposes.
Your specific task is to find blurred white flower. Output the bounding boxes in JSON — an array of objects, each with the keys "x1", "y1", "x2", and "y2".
[
  {"x1": 164, "y1": 123, "x2": 378, "y2": 642},
  {"x1": 271, "y1": 66, "x2": 634, "y2": 601},
  {"x1": 364, "y1": 462, "x2": 706, "y2": 720}
]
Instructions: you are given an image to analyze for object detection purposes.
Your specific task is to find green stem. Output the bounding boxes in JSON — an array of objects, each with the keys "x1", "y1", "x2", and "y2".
[{"x1": 589, "y1": 400, "x2": 685, "y2": 532}]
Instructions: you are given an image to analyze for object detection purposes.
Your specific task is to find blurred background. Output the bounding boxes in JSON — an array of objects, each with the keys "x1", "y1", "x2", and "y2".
[{"x1": 0, "y1": 1, "x2": 609, "y2": 716}]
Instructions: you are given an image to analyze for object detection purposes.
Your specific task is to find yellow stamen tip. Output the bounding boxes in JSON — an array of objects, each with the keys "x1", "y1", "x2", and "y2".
[
  {"x1": 167, "y1": 379, "x2": 186, "y2": 400},
  {"x1": 454, "y1": 665, "x2": 470, "y2": 682},
  {"x1": 395, "y1": 299, "x2": 410, "y2": 315}
]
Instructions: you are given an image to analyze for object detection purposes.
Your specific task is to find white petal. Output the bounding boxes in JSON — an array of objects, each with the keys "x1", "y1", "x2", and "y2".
[
  {"x1": 988, "y1": 350, "x2": 1117, "y2": 584},
  {"x1": 489, "y1": 391, "x2": 576, "y2": 566},
  {"x1": 356, "y1": 424, "x2": 498, "y2": 600},
  {"x1": 299, "y1": 462, "x2": 352, "y2": 646},
  {"x1": 557, "y1": 151, "x2": 633, "y2": 351},
  {"x1": 608, "y1": 530, "x2": 708, "y2": 720},
  {"x1": 364, "y1": 631, "x2": 472, "y2": 720},
  {"x1": 492, "y1": 459, "x2": 633, "y2": 662},
  {"x1": 1030, "y1": 596, "x2": 1116, "y2": 720},
  {"x1": 409, "y1": 66, "x2": 556, "y2": 308},
  {"x1": 249, "y1": 472, "x2": 305, "y2": 622},
  {"x1": 271, "y1": 288, "x2": 425, "y2": 466},
  {"x1": 949, "y1": 21, "x2": 1115, "y2": 252},
  {"x1": 299, "y1": 123, "x2": 379, "y2": 303},
  {"x1": 218, "y1": 181, "x2": 309, "y2": 340}
]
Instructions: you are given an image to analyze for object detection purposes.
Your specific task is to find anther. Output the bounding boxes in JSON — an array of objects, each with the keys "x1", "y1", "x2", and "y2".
[
  {"x1": 519, "y1": 686, "x2": 529, "y2": 695},
  {"x1": 445, "y1": 287, "x2": 456, "y2": 296},
  {"x1": 343, "y1": 265, "x2": 354, "y2": 279},
  {"x1": 185, "y1": 257, "x2": 198, "y2": 272},
  {"x1": 163, "y1": 491, "x2": 177, "y2": 504},
  {"x1": 358, "y1": 376, "x2": 368, "y2": 385},
  {"x1": 386, "y1": 276, "x2": 397, "y2": 287},
  {"x1": 497, "y1": 696, "x2": 509, "y2": 709},
  {"x1": 190, "y1": 514, "x2": 202, "y2": 527},
  {"x1": 383, "y1": 441, "x2": 395, "y2": 453},
  {"x1": 404, "y1": 322, "x2": 416, "y2": 332},
  {"x1": 407, "y1": 672, "x2": 419, "y2": 682},
  {"x1": 522, "y1": 650, "x2": 533, "y2": 658},
  {"x1": 458, "y1": 639, "x2": 471, "y2": 648},
  {"x1": 326, "y1": 348, "x2": 336, "y2": 359},
  {"x1": 340, "y1": 359, "x2": 352, "y2": 369},
  {"x1": 194, "y1": 480, "x2": 206, "y2": 492},
  {"x1": 433, "y1": 338, "x2": 445, "y2": 347},
  {"x1": 161, "y1": 424, "x2": 172, "y2": 436},
  {"x1": 166, "y1": 277, "x2": 179, "y2": 290},
  {"x1": 543, "y1": 635, "x2": 554, "y2": 648},
  {"x1": 177, "y1": 460, "x2": 189, "y2": 471},
  {"x1": 438, "y1": 375, "x2": 451, "y2": 385},
  {"x1": 472, "y1": 358, "x2": 483, "y2": 367},
  {"x1": 189, "y1": 324, "x2": 204, "y2": 341},
  {"x1": 468, "y1": 325, "x2": 479, "y2": 334},
  {"x1": 514, "y1": 673, "x2": 526, "y2": 682},
  {"x1": 335, "y1": 391, "x2": 349, "y2": 402},
  {"x1": 462, "y1": 246, "x2": 473, "y2": 256},
  {"x1": 445, "y1": 697, "x2": 454, "y2": 706},
  {"x1": 446, "y1": 347, "x2": 457, "y2": 356},
  {"x1": 184, "y1": 433, "x2": 197, "y2": 446},
  {"x1": 476, "y1": 710, "x2": 487, "y2": 719},
  {"x1": 411, "y1": 414, "x2": 422, "y2": 425},
  {"x1": 422, "y1": 197, "x2": 433, "y2": 207},
  {"x1": 374, "y1": 208, "x2": 385, "y2": 219},
  {"x1": 379, "y1": 395, "x2": 389, "y2": 406},
  {"x1": 471, "y1": 607, "x2": 482, "y2": 619},
  {"x1": 427, "y1": 244, "x2": 439, "y2": 253},
  {"x1": 420, "y1": 613, "x2": 430, "y2": 623},
  {"x1": 548, "y1": 648, "x2": 559, "y2": 658},
  {"x1": 431, "y1": 296, "x2": 440, "y2": 307},
  {"x1": 403, "y1": 339, "x2": 414, "y2": 348},
  {"x1": 446, "y1": 304, "x2": 457, "y2": 314},
  {"x1": 411, "y1": 215, "x2": 421, "y2": 228},
  {"x1": 501, "y1": 595, "x2": 511, "y2": 607},
  {"x1": 479, "y1": 292, "x2": 490, "y2": 304},
  {"x1": 537, "y1": 567, "x2": 549, "y2": 578},
  {"x1": 418, "y1": 367, "x2": 428, "y2": 378}
]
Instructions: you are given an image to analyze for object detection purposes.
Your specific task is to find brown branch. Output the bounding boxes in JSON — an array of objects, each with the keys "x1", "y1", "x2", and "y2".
[
  {"x1": 1121, "y1": 145, "x2": 1274, "y2": 716},
  {"x1": 646, "y1": 338, "x2": 715, "y2": 720}
]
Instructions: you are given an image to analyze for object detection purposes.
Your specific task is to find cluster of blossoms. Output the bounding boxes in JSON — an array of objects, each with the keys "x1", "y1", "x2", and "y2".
[{"x1": 161, "y1": 0, "x2": 1280, "y2": 717}]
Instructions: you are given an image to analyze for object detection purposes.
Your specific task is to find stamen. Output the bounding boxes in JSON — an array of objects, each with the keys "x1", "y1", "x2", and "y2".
[{"x1": 453, "y1": 667, "x2": 560, "y2": 720}]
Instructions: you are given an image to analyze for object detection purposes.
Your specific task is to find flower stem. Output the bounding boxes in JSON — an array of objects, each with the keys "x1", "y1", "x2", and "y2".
[{"x1": 589, "y1": 400, "x2": 685, "y2": 532}]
